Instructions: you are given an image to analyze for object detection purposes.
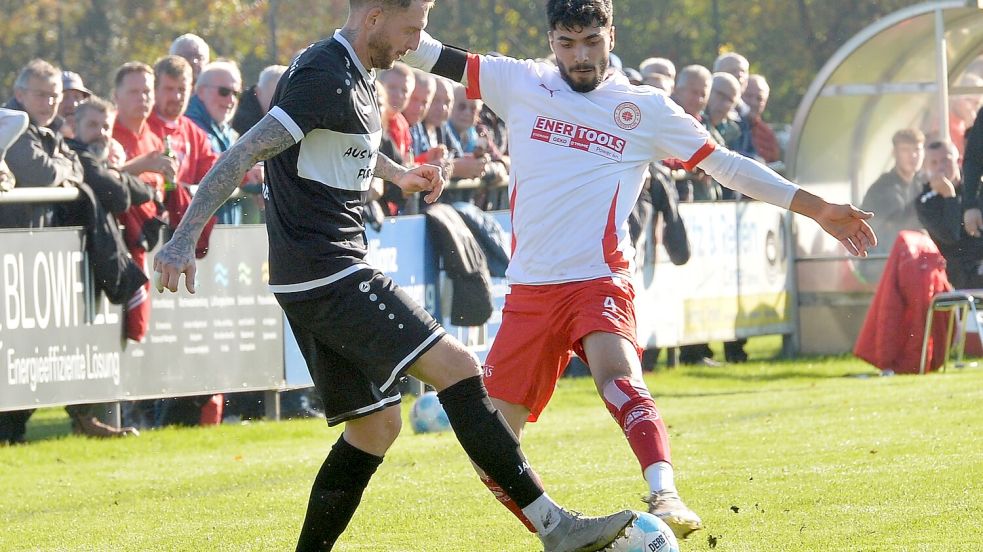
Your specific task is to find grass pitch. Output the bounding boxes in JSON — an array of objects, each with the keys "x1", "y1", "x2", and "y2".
[{"x1": 2, "y1": 342, "x2": 982, "y2": 551}]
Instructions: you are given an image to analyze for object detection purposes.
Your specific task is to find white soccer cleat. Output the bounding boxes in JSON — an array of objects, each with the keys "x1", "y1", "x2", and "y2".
[
  {"x1": 644, "y1": 489, "x2": 703, "y2": 539},
  {"x1": 539, "y1": 509, "x2": 635, "y2": 552}
]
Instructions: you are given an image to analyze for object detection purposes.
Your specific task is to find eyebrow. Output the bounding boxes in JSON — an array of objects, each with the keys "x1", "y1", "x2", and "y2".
[{"x1": 556, "y1": 31, "x2": 604, "y2": 41}]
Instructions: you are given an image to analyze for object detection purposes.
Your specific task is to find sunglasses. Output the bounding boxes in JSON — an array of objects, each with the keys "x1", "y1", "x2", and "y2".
[{"x1": 207, "y1": 85, "x2": 241, "y2": 98}]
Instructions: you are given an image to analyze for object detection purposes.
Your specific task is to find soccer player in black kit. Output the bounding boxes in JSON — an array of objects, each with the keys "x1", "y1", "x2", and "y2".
[{"x1": 153, "y1": 1, "x2": 633, "y2": 551}]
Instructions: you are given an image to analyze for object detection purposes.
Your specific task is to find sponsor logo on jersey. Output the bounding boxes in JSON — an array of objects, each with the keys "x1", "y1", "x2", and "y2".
[
  {"x1": 530, "y1": 115, "x2": 627, "y2": 161},
  {"x1": 614, "y1": 101, "x2": 641, "y2": 130}
]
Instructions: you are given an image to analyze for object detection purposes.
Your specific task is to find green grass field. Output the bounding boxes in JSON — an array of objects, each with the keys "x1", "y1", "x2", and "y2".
[{"x1": 2, "y1": 341, "x2": 982, "y2": 551}]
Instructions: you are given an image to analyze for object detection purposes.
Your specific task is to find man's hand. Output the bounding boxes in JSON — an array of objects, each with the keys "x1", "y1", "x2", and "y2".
[
  {"x1": 929, "y1": 174, "x2": 956, "y2": 198},
  {"x1": 450, "y1": 155, "x2": 487, "y2": 179},
  {"x1": 394, "y1": 163, "x2": 445, "y2": 204},
  {"x1": 153, "y1": 238, "x2": 197, "y2": 294},
  {"x1": 815, "y1": 202, "x2": 877, "y2": 257},
  {"x1": 965, "y1": 208, "x2": 983, "y2": 238}
]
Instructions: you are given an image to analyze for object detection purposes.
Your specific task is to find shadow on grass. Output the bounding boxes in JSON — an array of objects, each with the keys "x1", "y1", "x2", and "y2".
[{"x1": 22, "y1": 408, "x2": 72, "y2": 443}]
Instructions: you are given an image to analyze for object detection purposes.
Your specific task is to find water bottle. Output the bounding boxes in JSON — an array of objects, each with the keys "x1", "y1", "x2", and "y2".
[{"x1": 162, "y1": 136, "x2": 177, "y2": 191}]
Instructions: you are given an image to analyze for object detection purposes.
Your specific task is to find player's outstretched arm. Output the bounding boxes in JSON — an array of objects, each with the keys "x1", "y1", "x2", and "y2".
[
  {"x1": 153, "y1": 114, "x2": 295, "y2": 294},
  {"x1": 789, "y1": 188, "x2": 877, "y2": 257},
  {"x1": 696, "y1": 147, "x2": 876, "y2": 257},
  {"x1": 374, "y1": 153, "x2": 446, "y2": 204}
]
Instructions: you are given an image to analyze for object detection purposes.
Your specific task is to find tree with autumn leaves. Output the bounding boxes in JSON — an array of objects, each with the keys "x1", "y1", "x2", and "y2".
[{"x1": 0, "y1": 0, "x2": 923, "y2": 125}]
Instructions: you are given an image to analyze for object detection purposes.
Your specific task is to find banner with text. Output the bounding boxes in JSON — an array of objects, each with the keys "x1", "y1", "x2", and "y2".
[{"x1": 1, "y1": 229, "x2": 124, "y2": 411}]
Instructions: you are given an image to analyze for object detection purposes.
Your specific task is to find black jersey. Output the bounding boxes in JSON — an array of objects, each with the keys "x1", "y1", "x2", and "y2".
[{"x1": 265, "y1": 32, "x2": 382, "y2": 302}]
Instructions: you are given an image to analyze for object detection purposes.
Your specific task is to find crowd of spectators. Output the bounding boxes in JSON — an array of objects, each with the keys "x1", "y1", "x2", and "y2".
[{"x1": 9, "y1": 28, "x2": 979, "y2": 442}]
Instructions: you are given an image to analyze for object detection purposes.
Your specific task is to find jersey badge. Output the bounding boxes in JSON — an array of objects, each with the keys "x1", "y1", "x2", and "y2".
[{"x1": 614, "y1": 101, "x2": 641, "y2": 130}]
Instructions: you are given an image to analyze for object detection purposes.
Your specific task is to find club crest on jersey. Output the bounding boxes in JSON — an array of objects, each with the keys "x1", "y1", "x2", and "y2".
[{"x1": 614, "y1": 101, "x2": 641, "y2": 130}]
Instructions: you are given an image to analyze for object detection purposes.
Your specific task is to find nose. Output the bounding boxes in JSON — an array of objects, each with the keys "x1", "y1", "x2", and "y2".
[
  {"x1": 407, "y1": 31, "x2": 422, "y2": 52},
  {"x1": 574, "y1": 45, "x2": 590, "y2": 64}
]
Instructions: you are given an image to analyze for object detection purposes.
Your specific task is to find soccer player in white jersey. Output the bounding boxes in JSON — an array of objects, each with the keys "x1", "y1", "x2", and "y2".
[{"x1": 402, "y1": 0, "x2": 876, "y2": 540}]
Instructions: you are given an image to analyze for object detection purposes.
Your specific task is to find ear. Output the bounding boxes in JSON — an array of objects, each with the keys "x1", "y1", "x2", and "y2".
[
  {"x1": 364, "y1": 7, "x2": 384, "y2": 30},
  {"x1": 609, "y1": 26, "x2": 617, "y2": 51}
]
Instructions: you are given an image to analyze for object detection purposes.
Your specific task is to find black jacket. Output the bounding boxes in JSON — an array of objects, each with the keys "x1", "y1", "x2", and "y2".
[
  {"x1": 66, "y1": 138, "x2": 154, "y2": 215},
  {"x1": 451, "y1": 201, "x2": 510, "y2": 278},
  {"x1": 915, "y1": 182, "x2": 983, "y2": 288},
  {"x1": 963, "y1": 106, "x2": 983, "y2": 211},
  {"x1": 425, "y1": 203, "x2": 493, "y2": 326}
]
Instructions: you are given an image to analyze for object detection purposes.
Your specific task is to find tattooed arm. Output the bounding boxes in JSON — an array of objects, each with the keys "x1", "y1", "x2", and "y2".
[
  {"x1": 153, "y1": 114, "x2": 295, "y2": 293},
  {"x1": 374, "y1": 152, "x2": 446, "y2": 204}
]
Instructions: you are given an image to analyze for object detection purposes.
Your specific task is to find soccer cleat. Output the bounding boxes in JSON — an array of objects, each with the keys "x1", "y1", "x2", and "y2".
[
  {"x1": 539, "y1": 509, "x2": 635, "y2": 552},
  {"x1": 644, "y1": 489, "x2": 703, "y2": 539}
]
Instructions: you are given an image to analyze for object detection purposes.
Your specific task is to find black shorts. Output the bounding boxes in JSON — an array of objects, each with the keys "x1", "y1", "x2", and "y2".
[{"x1": 278, "y1": 267, "x2": 444, "y2": 426}]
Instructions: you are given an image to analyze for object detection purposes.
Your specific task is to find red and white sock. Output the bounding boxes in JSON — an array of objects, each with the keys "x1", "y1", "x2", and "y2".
[
  {"x1": 602, "y1": 377, "x2": 675, "y2": 492},
  {"x1": 480, "y1": 474, "x2": 538, "y2": 533}
]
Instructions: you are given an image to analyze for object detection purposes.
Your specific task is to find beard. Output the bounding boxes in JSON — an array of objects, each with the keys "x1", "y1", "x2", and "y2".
[
  {"x1": 87, "y1": 139, "x2": 110, "y2": 162},
  {"x1": 367, "y1": 32, "x2": 399, "y2": 70},
  {"x1": 557, "y1": 58, "x2": 609, "y2": 93}
]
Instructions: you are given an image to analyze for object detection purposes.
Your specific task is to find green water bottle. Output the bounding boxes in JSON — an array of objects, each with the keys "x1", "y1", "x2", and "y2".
[{"x1": 163, "y1": 136, "x2": 177, "y2": 191}]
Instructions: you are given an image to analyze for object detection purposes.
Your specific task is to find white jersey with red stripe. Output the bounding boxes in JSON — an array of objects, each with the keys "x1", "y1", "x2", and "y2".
[{"x1": 465, "y1": 54, "x2": 716, "y2": 285}]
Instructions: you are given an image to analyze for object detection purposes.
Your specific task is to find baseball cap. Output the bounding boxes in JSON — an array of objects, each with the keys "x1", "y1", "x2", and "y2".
[{"x1": 61, "y1": 71, "x2": 92, "y2": 96}]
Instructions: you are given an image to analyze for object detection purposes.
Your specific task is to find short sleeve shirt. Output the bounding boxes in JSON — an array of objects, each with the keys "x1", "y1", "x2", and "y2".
[{"x1": 265, "y1": 31, "x2": 383, "y2": 301}]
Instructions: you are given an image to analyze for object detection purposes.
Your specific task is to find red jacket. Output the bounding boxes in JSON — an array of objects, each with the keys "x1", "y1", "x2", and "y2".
[
  {"x1": 112, "y1": 119, "x2": 165, "y2": 252},
  {"x1": 147, "y1": 111, "x2": 218, "y2": 257},
  {"x1": 854, "y1": 231, "x2": 952, "y2": 374}
]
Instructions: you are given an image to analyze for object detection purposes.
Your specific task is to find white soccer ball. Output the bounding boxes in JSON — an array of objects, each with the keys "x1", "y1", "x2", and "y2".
[
  {"x1": 604, "y1": 512, "x2": 679, "y2": 552},
  {"x1": 409, "y1": 391, "x2": 451, "y2": 434}
]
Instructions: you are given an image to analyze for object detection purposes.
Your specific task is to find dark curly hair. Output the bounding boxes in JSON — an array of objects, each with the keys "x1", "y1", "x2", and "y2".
[{"x1": 546, "y1": 0, "x2": 613, "y2": 31}]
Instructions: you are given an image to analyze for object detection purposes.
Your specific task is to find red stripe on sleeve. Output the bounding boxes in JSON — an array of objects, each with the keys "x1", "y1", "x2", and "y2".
[
  {"x1": 465, "y1": 53, "x2": 482, "y2": 100},
  {"x1": 681, "y1": 141, "x2": 716, "y2": 171}
]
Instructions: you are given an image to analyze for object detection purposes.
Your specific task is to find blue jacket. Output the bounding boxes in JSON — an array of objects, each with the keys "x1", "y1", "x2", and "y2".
[{"x1": 186, "y1": 96, "x2": 237, "y2": 153}]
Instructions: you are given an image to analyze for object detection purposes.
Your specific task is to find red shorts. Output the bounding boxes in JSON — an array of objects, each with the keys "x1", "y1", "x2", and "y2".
[{"x1": 483, "y1": 277, "x2": 640, "y2": 422}]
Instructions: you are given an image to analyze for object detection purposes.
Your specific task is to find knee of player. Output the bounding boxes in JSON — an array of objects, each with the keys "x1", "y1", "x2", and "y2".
[{"x1": 599, "y1": 375, "x2": 652, "y2": 401}]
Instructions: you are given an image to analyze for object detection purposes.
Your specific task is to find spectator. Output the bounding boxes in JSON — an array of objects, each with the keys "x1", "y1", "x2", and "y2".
[
  {"x1": 421, "y1": 77, "x2": 456, "y2": 155},
  {"x1": 56, "y1": 100, "x2": 146, "y2": 439},
  {"x1": 187, "y1": 61, "x2": 261, "y2": 225},
  {"x1": 232, "y1": 64, "x2": 287, "y2": 136},
  {"x1": 445, "y1": 84, "x2": 494, "y2": 204},
  {"x1": 859, "y1": 128, "x2": 926, "y2": 281},
  {"x1": 713, "y1": 52, "x2": 749, "y2": 93},
  {"x1": 55, "y1": 71, "x2": 92, "y2": 139},
  {"x1": 111, "y1": 61, "x2": 177, "y2": 343},
  {"x1": 670, "y1": 64, "x2": 711, "y2": 119},
  {"x1": 1, "y1": 59, "x2": 83, "y2": 229},
  {"x1": 379, "y1": 62, "x2": 415, "y2": 163},
  {"x1": 713, "y1": 52, "x2": 755, "y2": 159},
  {"x1": 743, "y1": 74, "x2": 782, "y2": 165},
  {"x1": 169, "y1": 33, "x2": 210, "y2": 83},
  {"x1": 147, "y1": 54, "x2": 219, "y2": 252},
  {"x1": 406, "y1": 70, "x2": 444, "y2": 164},
  {"x1": 449, "y1": 84, "x2": 483, "y2": 154},
  {"x1": 703, "y1": 72, "x2": 742, "y2": 200},
  {"x1": 916, "y1": 141, "x2": 983, "y2": 288},
  {"x1": 639, "y1": 57, "x2": 676, "y2": 93},
  {"x1": 704, "y1": 72, "x2": 742, "y2": 150},
  {"x1": 962, "y1": 103, "x2": 983, "y2": 240},
  {"x1": 67, "y1": 97, "x2": 155, "y2": 217}
]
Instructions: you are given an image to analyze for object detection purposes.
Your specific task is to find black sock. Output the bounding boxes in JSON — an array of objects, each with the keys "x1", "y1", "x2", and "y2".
[
  {"x1": 295, "y1": 436, "x2": 384, "y2": 552},
  {"x1": 438, "y1": 376, "x2": 544, "y2": 508}
]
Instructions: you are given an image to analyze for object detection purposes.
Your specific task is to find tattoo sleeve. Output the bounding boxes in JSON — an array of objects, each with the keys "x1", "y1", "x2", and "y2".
[
  {"x1": 170, "y1": 114, "x2": 295, "y2": 249},
  {"x1": 373, "y1": 152, "x2": 407, "y2": 183}
]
